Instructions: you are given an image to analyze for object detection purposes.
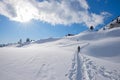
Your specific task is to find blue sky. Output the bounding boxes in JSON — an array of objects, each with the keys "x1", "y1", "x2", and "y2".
[{"x1": 0, "y1": 0, "x2": 120, "y2": 44}]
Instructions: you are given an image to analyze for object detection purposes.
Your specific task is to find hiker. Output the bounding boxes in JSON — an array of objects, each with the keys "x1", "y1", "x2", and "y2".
[{"x1": 78, "y1": 46, "x2": 80, "y2": 53}]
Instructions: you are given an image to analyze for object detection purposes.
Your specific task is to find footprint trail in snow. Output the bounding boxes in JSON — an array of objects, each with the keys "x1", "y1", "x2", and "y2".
[
  {"x1": 67, "y1": 51, "x2": 120, "y2": 80},
  {"x1": 67, "y1": 51, "x2": 89, "y2": 80}
]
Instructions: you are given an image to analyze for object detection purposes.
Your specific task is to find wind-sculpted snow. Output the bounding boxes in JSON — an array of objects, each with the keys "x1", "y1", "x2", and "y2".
[{"x1": 81, "y1": 37, "x2": 120, "y2": 63}]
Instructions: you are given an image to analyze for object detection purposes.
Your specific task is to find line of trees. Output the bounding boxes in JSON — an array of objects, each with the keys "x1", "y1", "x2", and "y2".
[{"x1": 18, "y1": 38, "x2": 31, "y2": 44}]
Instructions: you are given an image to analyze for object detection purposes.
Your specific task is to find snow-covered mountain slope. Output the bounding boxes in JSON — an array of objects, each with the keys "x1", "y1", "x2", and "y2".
[
  {"x1": 0, "y1": 27, "x2": 120, "y2": 80},
  {"x1": 100, "y1": 16, "x2": 120, "y2": 30}
]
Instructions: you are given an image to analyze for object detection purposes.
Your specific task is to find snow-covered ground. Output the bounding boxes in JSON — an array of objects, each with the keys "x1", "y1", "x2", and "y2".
[{"x1": 0, "y1": 27, "x2": 120, "y2": 80}]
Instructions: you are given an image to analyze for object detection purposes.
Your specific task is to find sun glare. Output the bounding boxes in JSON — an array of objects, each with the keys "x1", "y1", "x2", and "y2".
[
  {"x1": 13, "y1": 2, "x2": 38, "y2": 23},
  {"x1": 16, "y1": 8, "x2": 33, "y2": 23}
]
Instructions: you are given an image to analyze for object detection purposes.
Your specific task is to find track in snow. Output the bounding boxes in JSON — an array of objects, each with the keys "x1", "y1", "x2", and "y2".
[
  {"x1": 67, "y1": 50, "x2": 89, "y2": 80},
  {"x1": 67, "y1": 51, "x2": 120, "y2": 80},
  {"x1": 82, "y1": 56, "x2": 120, "y2": 80}
]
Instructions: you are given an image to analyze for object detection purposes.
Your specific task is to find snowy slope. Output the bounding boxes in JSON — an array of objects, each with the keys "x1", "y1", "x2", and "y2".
[
  {"x1": 0, "y1": 27, "x2": 120, "y2": 80},
  {"x1": 0, "y1": 38, "x2": 60, "y2": 48},
  {"x1": 101, "y1": 16, "x2": 120, "y2": 30}
]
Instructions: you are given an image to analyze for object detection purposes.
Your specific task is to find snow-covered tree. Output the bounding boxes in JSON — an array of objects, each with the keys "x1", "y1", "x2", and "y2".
[
  {"x1": 18, "y1": 39, "x2": 22, "y2": 44},
  {"x1": 26, "y1": 38, "x2": 30, "y2": 43},
  {"x1": 116, "y1": 17, "x2": 120, "y2": 23},
  {"x1": 90, "y1": 26, "x2": 94, "y2": 30}
]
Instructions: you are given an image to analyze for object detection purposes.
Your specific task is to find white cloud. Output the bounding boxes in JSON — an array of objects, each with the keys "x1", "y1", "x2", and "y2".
[{"x1": 0, "y1": 0, "x2": 111, "y2": 27}]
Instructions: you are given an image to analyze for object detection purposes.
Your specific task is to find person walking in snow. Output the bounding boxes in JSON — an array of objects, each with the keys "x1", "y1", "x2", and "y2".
[{"x1": 78, "y1": 46, "x2": 80, "y2": 53}]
